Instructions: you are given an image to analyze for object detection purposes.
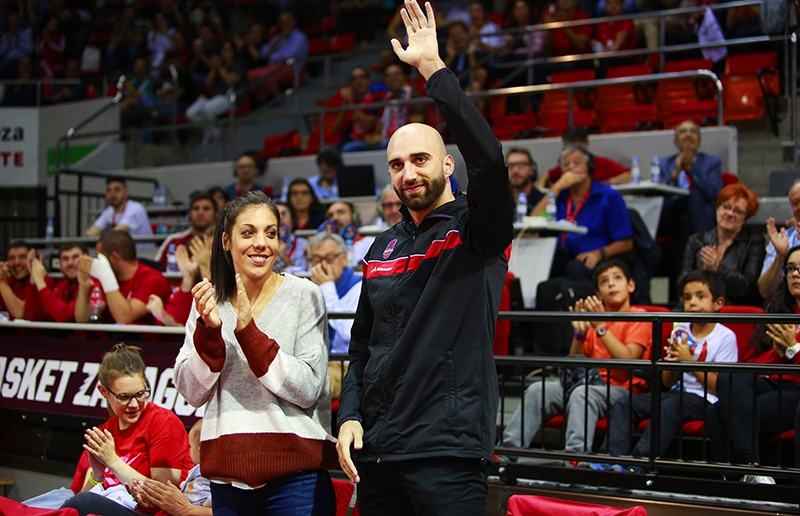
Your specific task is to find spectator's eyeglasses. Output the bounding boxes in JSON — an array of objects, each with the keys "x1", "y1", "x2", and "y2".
[
  {"x1": 676, "y1": 128, "x2": 700, "y2": 135},
  {"x1": 105, "y1": 386, "x2": 150, "y2": 406},
  {"x1": 237, "y1": 163, "x2": 257, "y2": 169},
  {"x1": 783, "y1": 265, "x2": 800, "y2": 276},
  {"x1": 719, "y1": 203, "x2": 747, "y2": 217},
  {"x1": 381, "y1": 201, "x2": 402, "y2": 210},
  {"x1": 309, "y1": 252, "x2": 343, "y2": 266},
  {"x1": 508, "y1": 161, "x2": 532, "y2": 169}
]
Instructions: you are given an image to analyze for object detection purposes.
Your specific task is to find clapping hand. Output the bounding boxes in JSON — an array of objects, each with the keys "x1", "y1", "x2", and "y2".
[
  {"x1": 665, "y1": 333, "x2": 693, "y2": 362},
  {"x1": 569, "y1": 299, "x2": 591, "y2": 335},
  {"x1": 175, "y1": 244, "x2": 199, "y2": 279},
  {"x1": 766, "y1": 323, "x2": 796, "y2": 356},
  {"x1": 189, "y1": 235, "x2": 212, "y2": 278},
  {"x1": 84, "y1": 427, "x2": 118, "y2": 468},
  {"x1": 766, "y1": 217, "x2": 790, "y2": 257},
  {"x1": 130, "y1": 478, "x2": 190, "y2": 514},
  {"x1": 26, "y1": 248, "x2": 47, "y2": 287},
  {"x1": 234, "y1": 273, "x2": 252, "y2": 331},
  {"x1": 192, "y1": 278, "x2": 220, "y2": 328},
  {"x1": 583, "y1": 295, "x2": 607, "y2": 329},
  {"x1": 699, "y1": 245, "x2": 719, "y2": 272}
]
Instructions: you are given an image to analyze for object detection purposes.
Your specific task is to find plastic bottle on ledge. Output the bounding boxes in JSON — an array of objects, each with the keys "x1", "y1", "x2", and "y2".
[
  {"x1": 545, "y1": 192, "x2": 557, "y2": 221},
  {"x1": 630, "y1": 157, "x2": 640, "y2": 184},
  {"x1": 89, "y1": 285, "x2": 103, "y2": 323},
  {"x1": 45, "y1": 217, "x2": 54, "y2": 240},
  {"x1": 516, "y1": 193, "x2": 528, "y2": 224},
  {"x1": 649, "y1": 156, "x2": 660, "y2": 183},
  {"x1": 166, "y1": 244, "x2": 179, "y2": 272}
]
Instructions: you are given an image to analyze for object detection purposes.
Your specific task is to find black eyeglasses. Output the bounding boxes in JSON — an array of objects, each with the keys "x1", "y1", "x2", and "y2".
[
  {"x1": 106, "y1": 386, "x2": 150, "y2": 405},
  {"x1": 309, "y1": 252, "x2": 343, "y2": 266},
  {"x1": 783, "y1": 265, "x2": 800, "y2": 276}
]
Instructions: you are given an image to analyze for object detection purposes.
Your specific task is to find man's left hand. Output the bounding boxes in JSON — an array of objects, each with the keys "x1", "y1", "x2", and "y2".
[{"x1": 576, "y1": 249, "x2": 602, "y2": 270}]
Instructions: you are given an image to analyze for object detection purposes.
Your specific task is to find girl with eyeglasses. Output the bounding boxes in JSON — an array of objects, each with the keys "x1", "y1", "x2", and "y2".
[
  {"x1": 706, "y1": 245, "x2": 800, "y2": 483},
  {"x1": 285, "y1": 178, "x2": 326, "y2": 230},
  {"x1": 175, "y1": 191, "x2": 337, "y2": 515},
  {"x1": 62, "y1": 343, "x2": 194, "y2": 515},
  {"x1": 679, "y1": 184, "x2": 765, "y2": 307}
]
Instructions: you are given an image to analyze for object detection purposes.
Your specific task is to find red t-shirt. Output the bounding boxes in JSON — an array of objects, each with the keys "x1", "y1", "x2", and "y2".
[
  {"x1": 155, "y1": 231, "x2": 196, "y2": 269},
  {"x1": 551, "y1": 9, "x2": 592, "y2": 56},
  {"x1": 548, "y1": 155, "x2": 629, "y2": 183},
  {"x1": 162, "y1": 288, "x2": 193, "y2": 326},
  {"x1": 338, "y1": 87, "x2": 376, "y2": 142},
  {"x1": 3, "y1": 276, "x2": 48, "y2": 321},
  {"x1": 70, "y1": 403, "x2": 194, "y2": 506},
  {"x1": 115, "y1": 262, "x2": 172, "y2": 325},
  {"x1": 595, "y1": 19, "x2": 636, "y2": 51},
  {"x1": 582, "y1": 306, "x2": 653, "y2": 393},
  {"x1": 36, "y1": 277, "x2": 82, "y2": 323}
]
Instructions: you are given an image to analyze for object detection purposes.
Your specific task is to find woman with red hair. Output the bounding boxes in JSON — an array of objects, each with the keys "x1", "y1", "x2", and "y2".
[{"x1": 679, "y1": 183, "x2": 765, "y2": 306}]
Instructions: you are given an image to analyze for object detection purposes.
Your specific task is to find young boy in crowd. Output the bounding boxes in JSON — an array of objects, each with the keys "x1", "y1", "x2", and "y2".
[
  {"x1": 499, "y1": 260, "x2": 653, "y2": 462},
  {"x1": 597, "y1": 270, "x2": 738, "y2": 472}
]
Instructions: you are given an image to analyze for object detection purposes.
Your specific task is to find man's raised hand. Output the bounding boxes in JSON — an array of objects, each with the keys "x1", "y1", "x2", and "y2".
[{"x1": 390, "y1": 0, "x2": 445, "y2": 80}]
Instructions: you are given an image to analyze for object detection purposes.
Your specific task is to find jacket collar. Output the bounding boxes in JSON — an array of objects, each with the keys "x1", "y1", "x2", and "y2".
[{"x1": 400, "y1": 190, "x2": 465, "y2": 225}]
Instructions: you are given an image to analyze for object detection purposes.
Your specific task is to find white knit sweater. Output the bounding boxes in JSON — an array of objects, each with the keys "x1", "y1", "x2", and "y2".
[{"x1": 174, "y1": 274, "x2": 338, "y2": 487}]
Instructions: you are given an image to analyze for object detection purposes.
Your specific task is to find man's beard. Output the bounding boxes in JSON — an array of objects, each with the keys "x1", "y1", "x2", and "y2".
[{"x1": 395, "y1": 172, "x2": 447, "y2": 212}]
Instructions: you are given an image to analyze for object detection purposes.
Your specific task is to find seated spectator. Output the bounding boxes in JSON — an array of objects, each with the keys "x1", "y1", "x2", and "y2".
[
  {"x1": 591, "y1": 0, "x2": 636, "y2": 72},
  {"x1": 154, "y1": 51, "x2": 196, "y2": 117},
  {"x1": 335, "y1": 0, "x2": 393, "y2": 44},
  {"x1": 27, "y1": 243, "x2": 93, "y2": 322},
  {"x1": 308, "y1": 232, "x2": 362, "y2": 354},
  {"x1": 501, "y1": 0, "x2": 545, "y2": 63},
  {"x1": 106, "y1": 7, "x2": 144, "y2": 76},
  {"x1": 146, "y1": 12, "x2": 176, "y2": 69},
  {"x1": 541, "y1": 127, "x2": 630, "y2": 189},
  {"x1": 77, "y1": 230, "x2": 171, "y2": 325},
  {"x1": 707, "y1": 245, "x2": 800, "y2": 483},
  {"x1": 0, "y1": 56, "x2": 37, "y2": 106},
  {"x1": 507, "y1": 147, "x2": 545, "y2": 214},
  {"x1": 322, "y1": 201, "x2": 374, "y2": 267},
  {"x1": 208, "y1": 185, "x2": 232, "y2": 210},
  {"x1": 35, "y1": 16, "x2": 65, "y2": 77},
  {"x1": 498, "y1": 260, "x2": 652, "y2": 460},
  {"x1": 84, "y1": 178, "x2": 153, "y2": 238},
  {"x1": 468, "y1": 1, "x2": 505, "y2": 53},
  {"x1": 0, "y1": 240, "x2": 45, "y2": 320},
  {"x1": 188, "y1": 24, "x2": 221, "y2": 89},
  {"x1": 247, "y1": 12, "x2": 308, "y2": 103},
  {"x1": 224, "y1": 151, "x2": 270, "y2": 199},
  {"x1": 533, "y1": 145, "x2": 633, "y2": 279},
  {"x1": 155, "y1": 190, "x2": 216, "y2": 269},
  {"x1": 275, "y1": 201, "x2": 308, "y2": 274},
  {"x1": 542, "y1": 0, "x2": 591, "y2": 57},
  {"x1": 48, "y1": 59, "x2": 87, "y2": 104},
  {"x1": 598, "y1": 270, "x2": 737, "y2": 470},
  {"x1": 118, "y1": 58, "x2": 165, "y2": 127},
  {"x1": 62, "y1": 344, "x2": 194, "y2": 516},
  {"x1": 0, "y1": 12, "x2": 34, "y2": 79},
  {"x1": 233, "y1": 23, "x2": 264, "y2": 70},
  {"x1": 654, "y1": 120, "x2": 723, "y2": 252},
  {"x1": 447, "y1": 0, "x2": 473, "y2": 26},
  {"x1": 680, "y1": 184, "x2": 764, "y2": 307},
  {"x1": 375, "y1": 184, "x2": 403, "y2": 228},
  {"x1": 146, "y1": 242, "x2": 205, "y2": 326},
  {"x1": 286, "y1": 178, "x2": 327, "y2": 230},
  {"x1": 332, "y1": 67, "x2": 378, "y2": 150},
  {"x1": 186, "y1": 42, "x2": 246, "y2": 145},
  {"x1": 130, "y1": 419, "x2": 212, "y2": 516},
  {"x1": 310, "y1": 148, "x2": 342, "y2": 200},
  {"x1": 758, "y1": 179, "x2": 800, "y2": 298},
  {"x1": 444, "y1": 20, "x2": 487, "y2": 94},
  {"x1": 342, "y1": 63, "x2": 426, "y2": 152}
]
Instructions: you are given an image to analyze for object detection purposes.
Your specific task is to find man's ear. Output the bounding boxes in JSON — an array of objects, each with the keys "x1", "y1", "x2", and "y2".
[{"x1": 443, "y1": 154, "x2": 455, "y2": 179}]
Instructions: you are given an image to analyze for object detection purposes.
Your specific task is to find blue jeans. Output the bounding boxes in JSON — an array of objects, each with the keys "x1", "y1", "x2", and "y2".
[{"x1": 210, "y1": 470, "x2": 336, "y2": 516}]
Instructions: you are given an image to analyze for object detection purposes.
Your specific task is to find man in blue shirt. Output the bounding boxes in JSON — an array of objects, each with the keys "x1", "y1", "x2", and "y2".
[
  {"x1": 535, "y1": 144, "x2": 634, "y2": 279},
  {"x1": 758, "y1": 179, "x2": 800, "y2": 298}
]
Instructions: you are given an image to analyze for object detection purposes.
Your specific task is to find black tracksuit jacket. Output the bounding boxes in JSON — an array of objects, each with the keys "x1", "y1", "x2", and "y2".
[{"x1": 337, "y1": 67, "x2": 515, "y2": 464}]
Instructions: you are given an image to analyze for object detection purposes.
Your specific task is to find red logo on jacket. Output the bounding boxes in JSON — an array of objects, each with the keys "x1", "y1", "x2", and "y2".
[{"x1": 383, "y1": 239, "x2": 398, "y2": 259}]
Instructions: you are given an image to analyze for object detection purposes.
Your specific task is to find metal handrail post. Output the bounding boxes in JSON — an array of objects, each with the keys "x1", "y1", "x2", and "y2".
[
  {"x1": 169, "y1": 64, "x2": 179, "y2": 149},
  {"x1": 793, "y1": 32, "x2": 798, "y2": 160},
  {"x1": 567, "y1": 89, "x2": 574, "y2": 126},
  {"x1": 228, "y1": 87, "x2": 236, "y2": 159},
  {"x1": 660, "y1": 16, "x2": 666, "y2": 70}
]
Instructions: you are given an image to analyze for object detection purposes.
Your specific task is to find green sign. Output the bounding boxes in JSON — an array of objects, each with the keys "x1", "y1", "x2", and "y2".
[{"x1": 46, "y1": 144, "x2": 99, "y2": 175}]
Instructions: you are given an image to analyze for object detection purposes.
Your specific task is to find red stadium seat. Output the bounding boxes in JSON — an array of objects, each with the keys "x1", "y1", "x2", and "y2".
[
  {"x1": 507, "y1": 495, "x2": 647, "y2": 515},
  {"x1": 491, "y1": 110, "x2": 537, "y2": 141},
  {"x1": 721, "y1": 172, "x2": 738, "y2": 186},
  {"x1": 722, "y1": 52, "x2": 779, "y2": 133},
  {"x1": 331, "y1": 479, "x2": 360, "y2": 516},
  {"x1": 307, "y1": 37, "x2": 328, "y2": 56},
  {"x1": 595, "y1": 64, "x2": 653, "y2": 127},
  {"x1": 329, "y1": 33, "x2": 356, "y2": 53},
  {"x1": 653, "y1": 59, "x2": 713, "y2": 122}
]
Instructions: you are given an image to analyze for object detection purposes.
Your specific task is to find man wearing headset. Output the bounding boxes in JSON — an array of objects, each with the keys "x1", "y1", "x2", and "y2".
[{"x1": 532, "y1": 144, "x2": 634, "y2": 279}]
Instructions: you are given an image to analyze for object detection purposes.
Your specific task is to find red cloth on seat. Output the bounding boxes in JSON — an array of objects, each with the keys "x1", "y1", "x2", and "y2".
[
  {"x1": 507, "y1": 495, "x2": 647, "y2": 516},
  {"x1": 0, "y1": 497, "x2": 79, "y2": 516}
]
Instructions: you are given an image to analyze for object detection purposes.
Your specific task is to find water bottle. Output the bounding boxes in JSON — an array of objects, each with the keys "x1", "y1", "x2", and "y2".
[
  {"x1": 89, "y1": 285, "x2": 103, "y2": 323},
  {"x1": 45, "y1": 217, "x2": 54, "y2": 240},
  {"x1": 166, "y1": 244, "x2": 179, "y2": 272},
  {"x1": 649, "y1": 156, "x2": 660, "y2": 183},
  {"x1": 545, "y1": 192, "x2": 557, "y2": 221},
  {"x1": 516, "y1": 193, "x2": 528, "y2": 224},
  {"x1": 630, "y1": 157, "x2": 640, "y2": 184}
]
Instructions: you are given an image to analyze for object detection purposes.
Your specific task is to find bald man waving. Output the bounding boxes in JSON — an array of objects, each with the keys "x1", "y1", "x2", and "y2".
[{"x1": 335, "y1": 2, "x2": 514, "y2": 514}]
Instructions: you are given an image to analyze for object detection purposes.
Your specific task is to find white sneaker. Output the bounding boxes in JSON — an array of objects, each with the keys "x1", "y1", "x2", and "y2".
[{"x1": 741, "y1": 474, "x2": 776, "y2": 484}]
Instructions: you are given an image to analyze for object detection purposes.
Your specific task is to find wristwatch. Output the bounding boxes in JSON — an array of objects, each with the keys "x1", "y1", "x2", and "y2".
[
  {"x1": 596, "y1": 326, "x2": 608, "y2": 337},
  {"x1": 785, "y1": 343, "x2": 800, "y2": 360}
]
